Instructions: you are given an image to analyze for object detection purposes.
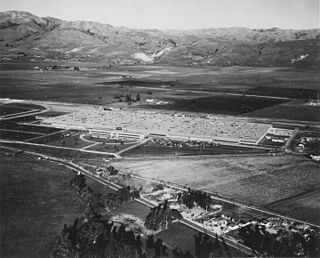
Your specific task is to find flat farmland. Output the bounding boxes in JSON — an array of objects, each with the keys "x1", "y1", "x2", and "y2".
[
  {"x1": 265, "y1": 189, "x2": 320, "y2": 225},
  {"x1": 0, "y1": 106, "x2": 27, "y2": 116},
  {"x1": 115, "y1": 155, "x2": 320, "y2": 224},
  {"x1": 0, "y1": 129, "x2": 40, "y2": 141},
  {"x1": 246, "y1": 100, "x2": 320, "y2": 122},
  {"x1": 0, "y1": 121, "x2": 62, "y2": 134},
  {"x1": 1, "y1": 62, "x2": 320, "y2": 121}
]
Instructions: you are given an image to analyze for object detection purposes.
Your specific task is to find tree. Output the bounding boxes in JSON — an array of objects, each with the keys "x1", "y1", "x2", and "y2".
[{"x1": 136, "y1": 93, "x2": 141, "y2": 101}]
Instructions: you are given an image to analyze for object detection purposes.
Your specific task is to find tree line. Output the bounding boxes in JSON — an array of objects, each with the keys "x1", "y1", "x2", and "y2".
[{"x1": 69, "y1": 173, "x2": 140, "y2": 216}]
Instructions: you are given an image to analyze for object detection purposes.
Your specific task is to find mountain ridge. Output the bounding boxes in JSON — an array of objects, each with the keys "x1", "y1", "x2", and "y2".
[{"x1": 1, "y1": 10, "x2": 319, "y2": 67}]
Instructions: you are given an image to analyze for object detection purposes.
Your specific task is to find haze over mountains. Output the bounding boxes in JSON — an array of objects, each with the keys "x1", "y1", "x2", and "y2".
[{"x1": 1, "y1": 10, "x2": 319, "y2": 67}]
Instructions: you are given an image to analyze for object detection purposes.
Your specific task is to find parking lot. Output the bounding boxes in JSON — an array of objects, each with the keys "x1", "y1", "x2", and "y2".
[{"x1": 44, "y1": 109, "x2": 272, "y2": 144}]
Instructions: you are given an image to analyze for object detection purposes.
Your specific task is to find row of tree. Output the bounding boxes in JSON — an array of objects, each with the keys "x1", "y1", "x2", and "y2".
[
  {"x1": 145, "y1": 200, "x2": 183, "y2": 231},
  {"x1": 239, "y1": 224, "x2": 320, "y2": 257},
  {"x1": 69, "y1": 173, "x2": 140, "y2": 216},
  {"x1": 114, "y1": 93, "x2": 141, "y2": 102},
  {"x1": 177, "y1": 189, "x2": 212, "y2": 211}
]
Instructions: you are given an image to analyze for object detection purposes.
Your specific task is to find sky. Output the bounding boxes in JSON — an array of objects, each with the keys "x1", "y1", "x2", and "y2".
[{"x1": 0, "y1": 0, "x2": 319, "y2": 30}]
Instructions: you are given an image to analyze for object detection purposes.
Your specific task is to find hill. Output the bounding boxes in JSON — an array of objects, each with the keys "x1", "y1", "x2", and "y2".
[{"x1": 1, "y1": 10, "x2": 319, "y2": 67}]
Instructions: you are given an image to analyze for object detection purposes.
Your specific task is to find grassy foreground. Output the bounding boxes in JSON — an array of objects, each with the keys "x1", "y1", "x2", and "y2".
[{"x1": 0, "y1": 153, "x2": 85, "y2": 258}]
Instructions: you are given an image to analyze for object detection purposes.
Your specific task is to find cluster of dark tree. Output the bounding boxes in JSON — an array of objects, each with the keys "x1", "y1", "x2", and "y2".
[
  {"x1": 114, "y1": 93, "x2": 140, "y2": 103},
  {"x1": 194, "y1": 232, "x2": 231, "y2": 258},
  {"x1": 106, "y1": 165, "x2": 119, "y2": 176},
  {"x1": 69, "y1": 174, "x2": 93, "y2": 198},
  {"x1": 51, "y1": 205, "x2": 169, "y2": 257},
  {"x1": 177, "y1": 189, "x2": 212, "y2": 210},
  {"x1": 69, "y1": 173, "x2": 140, "y2": 215},
  {"x1": 239, "y1": 224, "x2": 320, "y2": 257},
  {"x1": 52, "y1": 174, "x2": 171, "y2": 258},
  {"x1": 145, "y1": 235, "x2": 170, "y2": 257},
  {"x1": 145, "y1": 200, "x2": 183, "y2": 231}
]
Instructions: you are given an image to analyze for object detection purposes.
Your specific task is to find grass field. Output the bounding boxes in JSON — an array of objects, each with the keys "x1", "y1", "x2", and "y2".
[
  {"x1": 0, "y1": 154, "x2": 85, "y2": 258},
  {"x1": 86, "y1": 142, "x2": 137, "y2": 153},
  {"x1": 246, "y1": 86, "x2": 320, "y2": 99},
  {"x1": 46, "y1": 134, "x2": 91, "y2": 149},
  {"x1": 265, "y1": 189, "x2": 320, "y2": 225},
  {"x1": 114, "y1": 155, "x2": 320, "y2": 224}
]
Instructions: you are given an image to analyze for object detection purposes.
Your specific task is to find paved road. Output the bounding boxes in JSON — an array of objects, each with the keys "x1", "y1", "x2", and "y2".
[{"x1": 0, "y1": 109, "x2": 47, "y2": 121}]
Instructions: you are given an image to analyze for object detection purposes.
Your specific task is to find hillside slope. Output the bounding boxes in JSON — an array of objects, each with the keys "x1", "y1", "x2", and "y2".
[{"x1": 0, "y1": 10, "x2": 319, "y2": 67}]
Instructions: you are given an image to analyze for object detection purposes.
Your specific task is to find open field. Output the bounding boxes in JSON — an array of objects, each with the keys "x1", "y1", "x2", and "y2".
[
  {"x1": 0, "y1": 129, "x2": 40, "y2": 141},
  {"x1": 1, "y1": 62, "x2": 320, "y2": 121},
  {"x1": 0, "y1": 120, "x2": 66, "y2": 144},
  {"x1": 246, "y1": 86, "x2": 320, "y2": 99},
  {"x1": 114, "y1": 155, "x2": 320, "y2": 224},
  {"x1": 0, "y1": 121, "x2": 62, "y2": 134},
  {"x1": 265, "y1": 189, "x2": 320, "y2": 225},
  {"x1": 0, "y1": 154, "x2": 85, "y2": 258},
  {"x1": 46, "y1": 133, "x2": 92, "y2": 149}
]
